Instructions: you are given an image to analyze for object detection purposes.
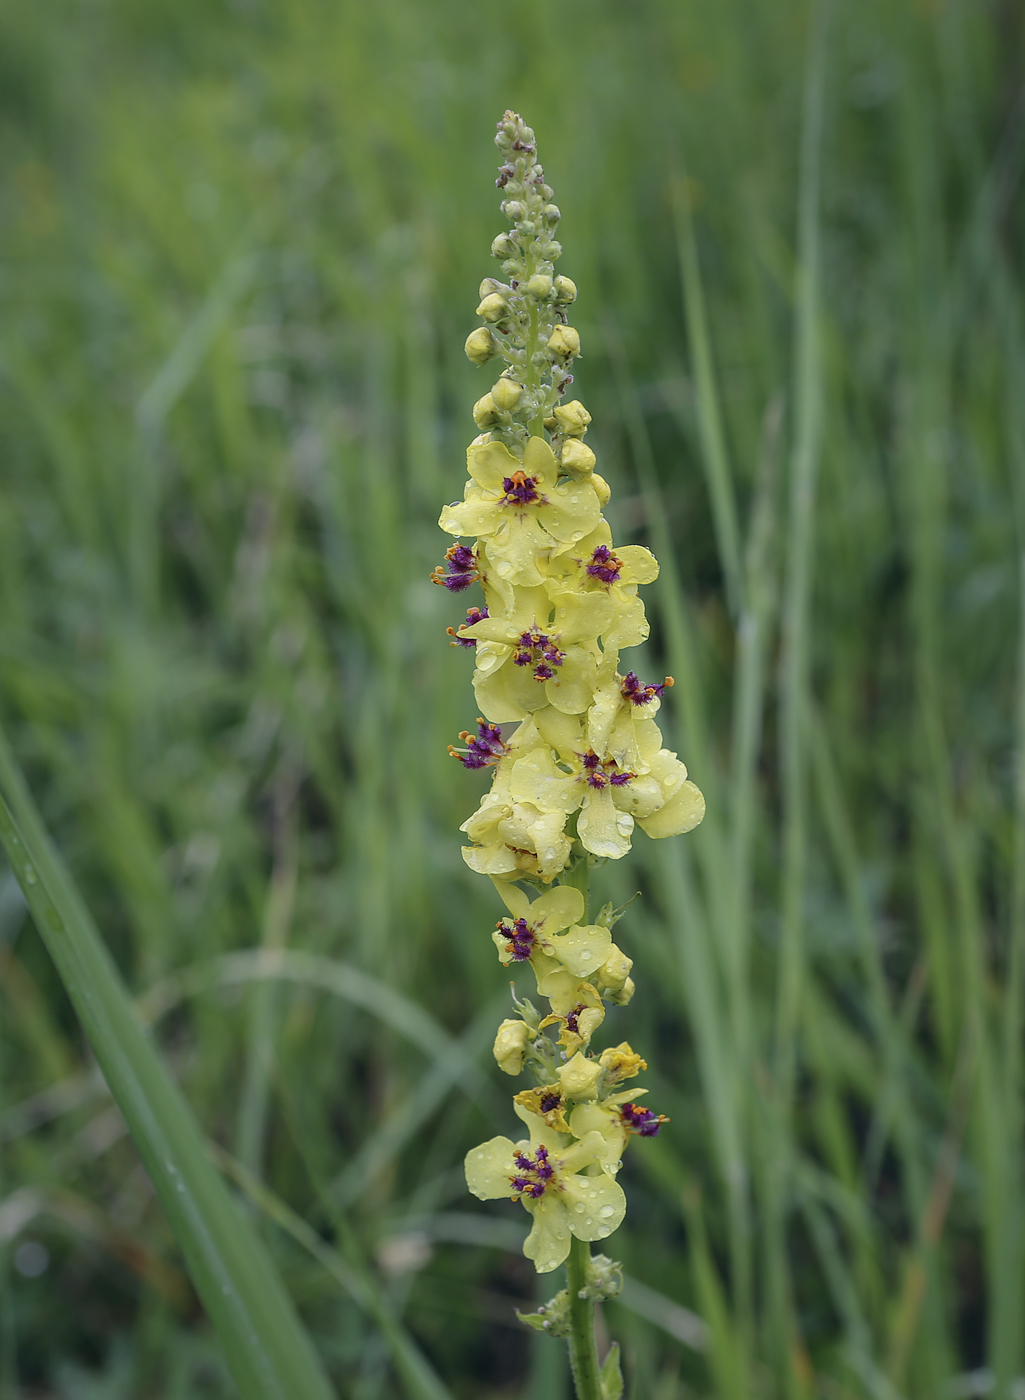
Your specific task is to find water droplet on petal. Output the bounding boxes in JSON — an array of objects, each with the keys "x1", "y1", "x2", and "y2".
[
  {"x1": 574, "y1": 1202, "x2": 585, "y2": 1213},
  {"x1": 599, "y1": 1204, "x2": 615, "y2": 1218},
  {"x1": 588, "y1": 1191, "x2": 598, "y2": 1199}
]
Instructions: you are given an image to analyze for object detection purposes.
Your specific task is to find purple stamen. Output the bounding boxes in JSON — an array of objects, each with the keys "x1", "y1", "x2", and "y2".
[
  {"x1": 585, "y1": 543, "x2": 623, "y2": 585},
  {"x1": 447, "y1": 604, "x2": 489, "y2": 648},
  {"x1": 620, "y1": 1103, "x2": 667, "y2": 1138},
  {"x1": 540, "y1": 1092, "x2": 561, "y2": 1113},
  {"x1": 499, "y1": 917, "x2": 536, "y2": 961},
  {"x1": 431, "y1": 543, "x2": 479, "y2": 593},
  {"x1": 449, "y1": 719, "x2": 507, "y2": 769},
  {"x1": 610, "y1": 770, "x2": 634, "y2": 786},
  {"x1": 620, "y1": 670, "x2": 674, "y2": 705},
  {"x1": 501, "y1": 471, "x2": 543, "y2": 507},
  {"x1": 510, "y1": 627, "x2": 565, "y2": 681},
  {"x1": 565, "y1": 1005, "x2": 583, "y2": 1034},
  {"x1": 508, "y1": 1144, "x2": 557, "y2": 1200}
]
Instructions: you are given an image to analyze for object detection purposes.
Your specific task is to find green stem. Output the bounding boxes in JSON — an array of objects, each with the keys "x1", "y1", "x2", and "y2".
[{"x1": 565, "y1": 1235, "x2": 602, "y2": 1400}]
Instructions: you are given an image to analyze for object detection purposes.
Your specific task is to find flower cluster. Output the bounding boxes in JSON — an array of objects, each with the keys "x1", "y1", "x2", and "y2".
[{"x1": 438, "y1": 112, "x2": 704, "y2": 1275}]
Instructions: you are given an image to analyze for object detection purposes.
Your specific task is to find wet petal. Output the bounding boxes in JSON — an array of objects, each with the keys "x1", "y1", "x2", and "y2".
[
  {"x1": 544, "y1": 922, "x2": 613, "y2": 978},
  {"x1": 561, "y1": 1172, "x2": 628, "y2": 1242},
  {"x1": 616, "y1": 545, "x2": 659, "y2": 585},
  {"x1": 531, "y1": 885, "x2": 586, "y2": 934},
  {"x1": 638, "y1": 780, "x2": 705, "y2": 838},
  {"x1": 467, "y1": 439, "x2": 520, "y2": 492},
  {"x1": 522, "y1": 1194, "x2": 571, "y2": 1273},
  {"x1": 465, "y1": 1137, "x2": 518, "y2": 1199},
  {"x1": 578, "y1": 786, "x2": 634, "y2": 859}
]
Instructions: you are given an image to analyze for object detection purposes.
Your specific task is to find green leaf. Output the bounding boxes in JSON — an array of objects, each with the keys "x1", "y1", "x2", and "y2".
[
  {"x1": 599, "y1": 1342, "x2": 624, "y2": 1400},
  {"x1": 0, "y1": 721, "x2": 335, "y2": 1400}
]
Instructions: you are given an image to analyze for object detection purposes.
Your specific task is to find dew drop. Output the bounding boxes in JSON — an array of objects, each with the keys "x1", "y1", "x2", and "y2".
[
  {"x1": 585, "y1": 1217, "x2": 594, "y2": 1228},
  {"x1": 571, "y1": 496, "x2": 579, "y2": 504},
  {"x1": 599, "y1": 1204, "x2": 615, "y2": 1218},
  {"x1": 23, "y1": 866, "x2": 37, "y2": 886},
  {"x1": 588, "y1": 1191, "x2": 598, "y2": 1199},
  {"x1": 573, "y1": 1202, "x2": 586, "y2": 1213}
]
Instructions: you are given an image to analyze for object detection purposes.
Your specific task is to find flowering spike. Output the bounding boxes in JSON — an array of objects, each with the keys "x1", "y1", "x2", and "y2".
[{"x1": 444, "y1": 112, "x2": 705, "y2": 1376}]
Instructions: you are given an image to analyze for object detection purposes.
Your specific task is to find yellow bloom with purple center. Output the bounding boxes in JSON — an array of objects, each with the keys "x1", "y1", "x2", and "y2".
[
  {"x1": 439, "y1": 437, "x2": 602, "y2": 587},
  {"x1": 464, "y1": 1108, "x2": 627, "y2": 1273}
]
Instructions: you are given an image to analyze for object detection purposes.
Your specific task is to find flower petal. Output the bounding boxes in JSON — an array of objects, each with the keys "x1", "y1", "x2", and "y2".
[
  {"x1": 522, "y1": 1194, "x2": 571, "y2": 1273},
  {"x1": 544, "y1": 922, "x2": 613, "y2": 978},
  {"x1": 637, "y1": 779, "x2": 705, "y2": 838},
  {"x1": 464, "y1": 1137, "x2": 518, "y2": 1199},
  {"x1": 561, "y1": 1172, "x2": 628, "y2": 1242},
  {"x1": 467, "y1": 439, "x2": 520, "y2": 491},
  {"x1": 578, "y1": 786, "x2": 634, "y2": 859},
  {"x1": 531, "y1": 885, "x2": 585, "y2": 935}
]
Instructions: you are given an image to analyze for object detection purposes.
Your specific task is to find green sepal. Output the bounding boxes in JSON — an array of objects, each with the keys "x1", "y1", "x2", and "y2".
[
  {"x1": 600, "y1": 1341, "x2": 624, "y2": 1400},
  {"x1": 516, "y1": 1287, "x2": 571, "y2": 1338}
]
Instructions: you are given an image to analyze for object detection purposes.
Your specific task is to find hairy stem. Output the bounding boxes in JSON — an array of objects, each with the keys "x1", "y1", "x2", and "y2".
[{"x1": 565, "y1": 1234, "x2": 602, "y2": 1400}]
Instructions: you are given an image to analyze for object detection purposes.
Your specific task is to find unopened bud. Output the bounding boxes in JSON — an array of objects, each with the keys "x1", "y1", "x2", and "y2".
[
  {"x1": 526, "y1": 274, "x2": 553, "y2": 300},
  {"x1": 605, "y1": 976, "x2": 635, "y2": 1007},
  {"x1": 491, "y1": 233, "x2": 516, "y2": 258},
  {"x1": 560, "y1": 439, "x2": 596, "y2": 475},
  {"x1": 598, "y1": 944, "x2": 633, "y2": 992},
  {"x1": 491, "y1": 377, "x2": 523, "y2": 412},
  {"x1": 493, "y1": 1018, "x2": 530, "y2": 1075},
  {"x1": 472, "y1": 394, "x2": 500, "y2": 428},
  {"x1": 477, "y1": 293, "x2": 509, "y2": 323},
  {"x1": 554, "y1": 400, "x2": 591, "y2": 436},
  {"x1": 557, "y1": 1053, "x2": 603, "y2": 1101},
  {"x1": 548, "y1": 325, "x2": 581, "y2": 360},
  {"x1": 591, "y1": 473, "x2": 611, "y2": 505},
  {"x1": 553, "y1": 275, "x2": 577, "y2": 304},
  {"x1": 540, "y1": 241, "x2": 562, "y2": 259},
  {"x1": 502, "y1": 200, "x2": 526, "y2": 221},
  {"x1": 464, "y1": 327, "x2": 497, "y2": 366},
  {"x1": 479, "y1": 277, "x2": 505, "y2": 300},
  {"x1": 543, "y1": 204, "x2": 561, "y2": 224}
]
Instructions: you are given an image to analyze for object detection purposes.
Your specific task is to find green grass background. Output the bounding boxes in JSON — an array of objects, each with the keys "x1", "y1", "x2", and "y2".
[{"x1": 1, "y1": 0, "x2": 1024, "y2": 1396}]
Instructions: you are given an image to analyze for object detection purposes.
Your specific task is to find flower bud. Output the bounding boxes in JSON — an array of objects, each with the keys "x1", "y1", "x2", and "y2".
[
  {"x1": 502, "y1": 200, "x2": 525, "y2": 221},
  {"x1": 560, "y1": 439, "x2": 596, "y2": 476},
  {"x1": 477, "y1": 293, "x2": 509, "y2": 323},
  {"x1": 472, "y1": 393, "x2": 500, "y2": 428},
  {"x1": 557, "y1": 1052, "x2": 603, "y2": 1101},
  {"x1": 493, "y1": 1018, "x2": 530, "y2": 1075},
  {"x1": 491, "y1": 233, "x2": 517, "y2": 258},
  {"x1": 591, "y1": 472, "x2": 611, "y2": 506},
  {"x1": 543, "y1": 204, "x2": 561, "y2": 224},
  {"x1": 553, "y1": 275, "x2": 577, "y2": 304},
  {"x1": 491, "y1": 377, "x2": 523, "y2": 412},
  {"x1": 554, "y1": 400, "x2": 591, "y2": 437},
  {"x1": 479, "y1": 277, "x2": 505, "y2": 300},
  {"x1": 464, "y1": 327, "x2": 497, "y2": 367},
  {"x1": 597, "y1": 944, "x2": 633, "y2": 992},
  {"x1": 605, "y1": 976, "x2": 635, "y2": 1007},
  {"x1": 547, "y1": 325, "x2": 580, "y2": 360},
  {"x1": 526, "y1": 274, "x2": 553, "y2": 300},
  {"x1": 599, "y1": 1042, "x2": 647, "y2": 1083},
  {"x1": 540, "y1": 241, "x2": 562, "y2": 259}
]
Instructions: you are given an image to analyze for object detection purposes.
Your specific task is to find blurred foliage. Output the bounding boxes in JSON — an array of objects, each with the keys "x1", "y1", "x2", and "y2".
[{"x1": 1, "y1": 0, "x2": 1024, "y2": 1397}]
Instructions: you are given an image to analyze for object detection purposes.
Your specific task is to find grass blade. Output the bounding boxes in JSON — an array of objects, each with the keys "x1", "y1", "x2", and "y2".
[{"x1": 0, "y1": 719, "x2": 335, "y2": 1400}]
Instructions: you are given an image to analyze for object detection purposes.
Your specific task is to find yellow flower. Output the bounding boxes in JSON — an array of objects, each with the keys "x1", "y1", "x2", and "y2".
[
  {"x1": 438, "y1": 438, "x2": 601, "y2": 587},
  {"x1": 538, "y1": 972, "x2": 606, "y2": 1054},
  {"x1": 545, "y1": 521, "x2": 659, "y2": 648},
  {"x1": 464, "y1": 1108, "x2": 626, "y2": 1273},
  {"x1": 513, "y1": 1084, "x2": 571, "y2": 1132},
  {"x1": 493, "y1": 1018, "x2": 531, "y2": 1075},
  {"x1": 490, "y1": 881, "x2": 614, "y2": 987},
  {"x1": 557, "y1": 1052, "x2": 603, "y2": 1101},
  {"x1": 460, "y1": 756, "x2": 573, "y2": 883},
  {"x1": 598, "y1": 1042, "x2": 647, "y2": 1084},
  {"x1": 461, "y1": 588, "x2": 615, "y2": 722}
]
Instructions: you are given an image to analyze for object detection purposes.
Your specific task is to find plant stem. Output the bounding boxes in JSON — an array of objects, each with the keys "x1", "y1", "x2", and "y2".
[
  {"x1": 565, "y1": 1234, "x2": 602, "y2": 1400},
  {"x1": 561, "y1": 858, "x2": 600, "y2": 1398}
]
